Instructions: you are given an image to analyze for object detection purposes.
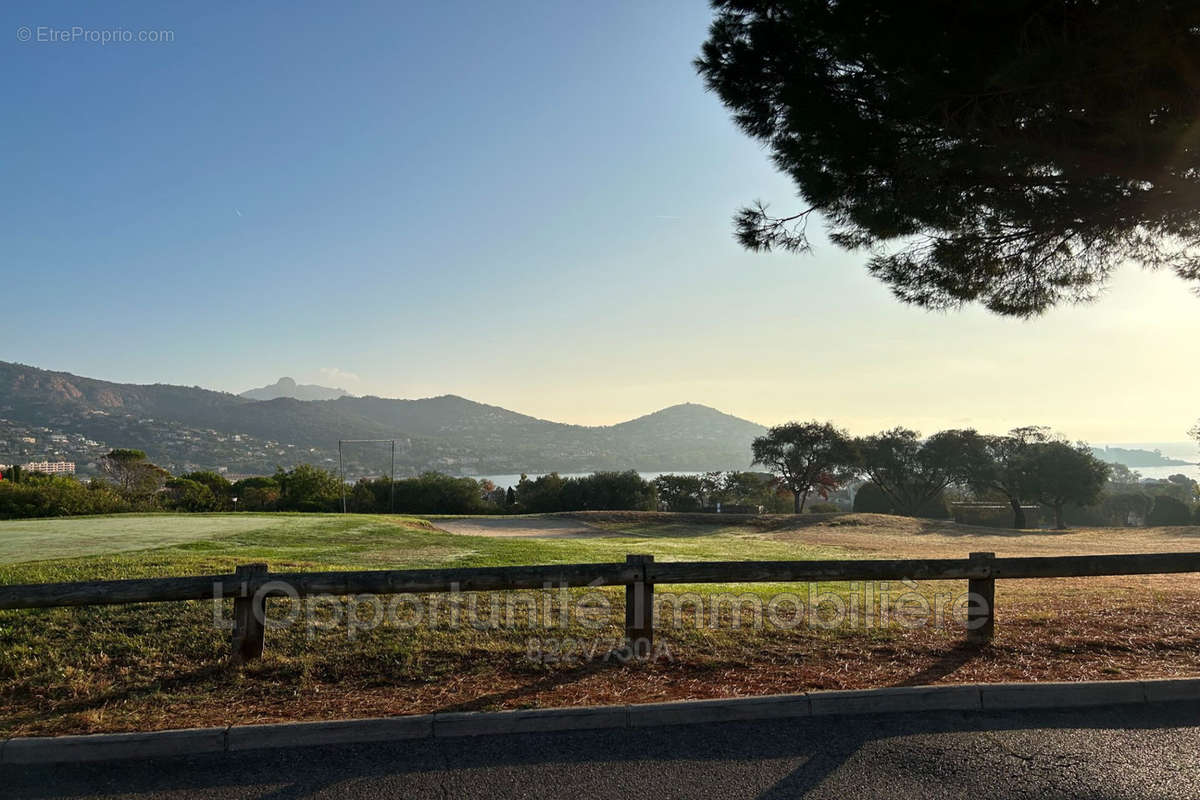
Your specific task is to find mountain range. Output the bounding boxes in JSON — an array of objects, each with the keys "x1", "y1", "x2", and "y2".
[{"x1": 0, "y1": 361, "x2": 765, "y2": 477}]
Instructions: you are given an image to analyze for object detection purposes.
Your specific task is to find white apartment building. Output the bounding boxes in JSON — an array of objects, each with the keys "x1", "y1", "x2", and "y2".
[{"x1": 22, "y1": 461, "x2": 76, "y2": 475}]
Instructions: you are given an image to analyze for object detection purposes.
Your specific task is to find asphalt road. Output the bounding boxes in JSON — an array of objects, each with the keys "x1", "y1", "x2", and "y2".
[{"x1": 6, "y1": 703, "x2": 1200, "y2": 799}]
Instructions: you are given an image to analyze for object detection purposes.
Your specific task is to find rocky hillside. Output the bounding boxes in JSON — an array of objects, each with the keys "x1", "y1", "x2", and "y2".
[{"x1": 0, "y1": 361, "x2": 766, "y2": 476}]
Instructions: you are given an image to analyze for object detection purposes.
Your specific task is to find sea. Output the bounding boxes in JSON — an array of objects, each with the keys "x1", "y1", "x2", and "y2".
[
  {"x1": 468, "y1": 442, "x2": 1200, "y2": 487},
  {"x1": 466, "y1": 471, "x2": 703, "y2": 488},
  {"x1": 1092, "y1": 442, "x2": 1200, "y2": 482}
]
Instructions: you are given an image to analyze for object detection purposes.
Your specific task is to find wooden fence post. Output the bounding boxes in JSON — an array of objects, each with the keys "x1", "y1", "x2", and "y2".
[
  {"x1": 231, "y1": 563, "x2": 268, "y2": 664},
  {"x1": 967, "y1": 552, "x2": 995, "y2": 644},
  {"x1": 625, "y1": 554, "x2": 654, "y2": 655}
]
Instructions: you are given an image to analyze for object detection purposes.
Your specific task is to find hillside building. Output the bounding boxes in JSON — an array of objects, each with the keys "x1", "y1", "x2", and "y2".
[{"x1": 22, "y1": 460, "x2": 76, "y2": 475}]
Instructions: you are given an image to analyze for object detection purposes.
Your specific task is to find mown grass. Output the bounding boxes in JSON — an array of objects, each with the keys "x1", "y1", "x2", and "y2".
[
  {"x1": 1, "y1": 512, "x2": 1197, "y2": 736},
  {"x1": 0, "y1": 513, "x2": 319, "y2": 565},
  {"x1": 0, "y1": 512, "x2": 851, "y2": 735}
]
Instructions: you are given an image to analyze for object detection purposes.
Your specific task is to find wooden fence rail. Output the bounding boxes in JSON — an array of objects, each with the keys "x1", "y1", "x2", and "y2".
[{"x1": 2, "y1": 551, "x2": 1199, "y2": 662}]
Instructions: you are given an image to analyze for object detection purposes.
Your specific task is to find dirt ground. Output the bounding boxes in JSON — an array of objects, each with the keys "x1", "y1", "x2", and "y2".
[
  {"x1": 755, "y1": 512, "x2": 1200, "y2": 558},
  {"x1": 435, "y1": 511, "x2": 1200, "y2": 559}
]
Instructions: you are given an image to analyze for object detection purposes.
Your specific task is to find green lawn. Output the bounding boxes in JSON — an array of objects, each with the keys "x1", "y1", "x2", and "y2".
[
  {"x1": 0, "y1": 513, "x2": 345, "y2": 565},
  {"x1": 0, "y1": 512, "x2": 850, "y2": 736},
  {"x1": 0, "y1": 512, "x2": 840, "y2": 581},
  {"x1": 3, "y1": 512, "x2": 1191, "y2": 737}
]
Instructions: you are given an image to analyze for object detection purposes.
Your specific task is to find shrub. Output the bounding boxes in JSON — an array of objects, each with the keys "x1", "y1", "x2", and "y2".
[
  {"x1": 515, "y1": 471, "x2": 657, "y2": 513},
  {"x1": 1102, "y1": 491, "x2": 1152, "y2": 526},
  {"x1": 0, "y1": 475, "x2": 130, "y2": 519},
  {"x1": 852, "y1": 482, "x2": 893, "y2": 513},
  {"x1": 807, "y1": 501, "x2": 839, "y2": 513},
  {"x1": 914, "y1": 492, "x2": 951, "y2": 519},
  {"x1": 851, "y1": 482, "x2": 948, "y2": 518},
  {"x1": 273, "y1": 465, "x2": 341, "y2": 512},
  {"x1": 232, "y1": 476, "x2": 281, "y2": 511},
  {"x1": 179, "y1": 470, "x2": 233, "y2": 510},
  {"x1": 653, "y1": 474, "x2": 704, "y2": 512},
  {"x1": 164, "y1": 478, "x2": 218, "y2": 512},
  {"x1": 1059, "y1": 502, "x2": 1108, "y2": 527},
  {"x1": 1148, "y1": 495, "x2": 1192, "y2": 526},
  {"x1": 391, "y1": 473, "x2": 490, "y2": 514}
]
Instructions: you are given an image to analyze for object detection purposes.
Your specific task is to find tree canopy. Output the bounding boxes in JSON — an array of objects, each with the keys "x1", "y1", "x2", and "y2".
[
  {"x1": 1147, "y1": 494, "x2": 1193, "y2": 526},
  {"x1": 1025, "y1": 440, "x2": 1110, "y2": 529},
  {"x1": 853, "y1": 428, "x2": 984, "y2": 516},
  {"x1": 653, "y1": 474, "x2": 705, "y2": 512},
  {"x1": 751, "y1": 421, "x2": 854, "y2": 512},
  {"x1": 98, "y1": 449, "x2": 168, "y2": 500},
  {"x1": 961, "y1": 427, "x2": 1051, "y2": 528},
  {"x1": 697, "y1": 1, "x2": 1200, "y2": 316}
]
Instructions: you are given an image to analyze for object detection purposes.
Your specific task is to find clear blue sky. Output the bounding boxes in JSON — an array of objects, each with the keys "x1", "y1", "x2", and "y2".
[{"x1": 4, "y1": 1, "x2": 1199, "y2": 443}]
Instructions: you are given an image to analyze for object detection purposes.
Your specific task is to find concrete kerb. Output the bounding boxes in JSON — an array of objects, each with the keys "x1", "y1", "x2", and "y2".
[
  {"x1": 228, "y1": 714, "x2": 433, "y2": 751},
  {"x1": 434, "y1": 705, "x2": 630, "y2": 737},
  {"x1": 979, "y1": 679, "x2": 1147, "y2": 710},
  {"x1": 4, "y1": 678, "x2": 1198, "y2": 764},
  {"x1": 3, "y1": 727, "x2": 229, "y2": 764},
  {"x1": 628, "y1": 694, "x2": 811, "y2": 727},
  {"x1": 1142, "y1": 677, "x2": 1200, "y2": 703},
  {"x1": 809, "y1": 684, "x2": 983, "y2": 715}
]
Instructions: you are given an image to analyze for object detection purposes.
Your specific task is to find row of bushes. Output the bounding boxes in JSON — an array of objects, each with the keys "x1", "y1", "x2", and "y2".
[
  {"x1": 185, "y1": 468, "x2": 664, "y2": 515},
  {"x1": 651, "y1": 471, "x2": 797, "y2": 514},
  {"x1": 0, "y1": 474, "x2": 134, "y2": 518},
  {"x1": 0, "y1": 465, "x2": 666, "y2": 518},
  {"x1": 345, "y1": 470, "x2": 662, "y2": 514},
  {"x1": 851, "y1": 481, "x2": 1200, "y2": 527},
  {"x1": 4, "y1": 459, "x2": 1197, "y2": 525}
]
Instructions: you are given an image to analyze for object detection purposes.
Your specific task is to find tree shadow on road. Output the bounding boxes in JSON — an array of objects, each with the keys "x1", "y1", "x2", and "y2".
[{"x1": 6, "y1": 701, "x2": 1199, "y2": 800}]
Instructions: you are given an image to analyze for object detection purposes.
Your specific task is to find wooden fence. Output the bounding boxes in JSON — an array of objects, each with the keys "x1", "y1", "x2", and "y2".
[{"x1": 2, "y1": 551, "x2": 1199, "y2": 663}]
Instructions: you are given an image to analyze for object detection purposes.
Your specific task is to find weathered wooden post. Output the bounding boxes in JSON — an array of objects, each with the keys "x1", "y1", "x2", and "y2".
[
  {"x1": 625, "y1": 554, "x2": 654, "y2": 655},
  {"x1": 967, "y1": 551, "x2": 995, "y2": 644},
  {"x1": 231, "y1": 563, "x2": 268, "y2": 664}
]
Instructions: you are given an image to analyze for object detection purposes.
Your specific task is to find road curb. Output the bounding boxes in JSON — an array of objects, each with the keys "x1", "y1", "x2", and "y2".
[
  {"x1": 228, "y1": 715, "x2": 433, "y2": 751},
  {"x1": 5, "y1": 677, "x2": 1198, "y2": 764},
  {"x1": 980, "y1": 679, "x2": 1146, "y2": 710},
  {"x1": 1142, "y1": 677, "x2": 1200, "y2": 703},
  {"x1": 434, "y1": 705, "x2": 630, "y2": 737},
  {"x1": 809, "y1": 684, "x2": 982, "y2": 715},
  {"x1": 2, "y1": 727, "x2": 228, "y2": 764},
  {"x1": 628, "y1": 694, "x2": 811, "y2": 727}
]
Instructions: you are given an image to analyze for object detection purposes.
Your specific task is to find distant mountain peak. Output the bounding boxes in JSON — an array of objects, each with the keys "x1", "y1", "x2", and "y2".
[
  {"x1": 0, "y1": 360, "x2": 766, "y2": 474},
  {"x1": 617, "y1": 402, "x2": 761, "y2": 426},
  {"x1": 240, "y1": 377, "x2": 352, "y2": 402}
]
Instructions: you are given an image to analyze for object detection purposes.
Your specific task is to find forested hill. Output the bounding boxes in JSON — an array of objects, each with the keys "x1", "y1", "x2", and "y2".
[
  {"x1": 0, "y1": 361, "x2": 765, "y2": 476},
  {"x1": 1091, "y1": 446, "x2": 1195, "y2": 468}
]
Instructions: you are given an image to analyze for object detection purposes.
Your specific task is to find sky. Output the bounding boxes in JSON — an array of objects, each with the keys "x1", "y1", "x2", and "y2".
[{"x1": 3, "y1": 1, "x2": 1199, "y2": 444}]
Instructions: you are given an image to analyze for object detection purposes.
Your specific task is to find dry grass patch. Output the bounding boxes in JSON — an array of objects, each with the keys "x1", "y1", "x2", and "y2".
[{"x1": 759, "y1": 513, "x2": 1200, "y2": 558}]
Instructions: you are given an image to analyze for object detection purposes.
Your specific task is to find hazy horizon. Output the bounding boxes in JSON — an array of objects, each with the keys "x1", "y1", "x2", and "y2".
[{"x1": 8, "y1": 356, "x2": 1200, "y2": 453}]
